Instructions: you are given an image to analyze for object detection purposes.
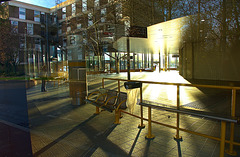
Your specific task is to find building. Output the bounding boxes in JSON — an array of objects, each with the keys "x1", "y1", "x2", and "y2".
[{"x1": 2, "y1": 0, "x2": 164, "y2": 78}]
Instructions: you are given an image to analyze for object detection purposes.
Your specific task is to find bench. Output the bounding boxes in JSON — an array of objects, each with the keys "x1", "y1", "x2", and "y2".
[{"x1": 85, "y1": 88, "x2": 128, "y2": 124}]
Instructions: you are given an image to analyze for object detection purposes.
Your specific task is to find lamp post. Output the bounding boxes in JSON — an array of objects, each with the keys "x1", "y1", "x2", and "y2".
[{"x1": 121, "y1": 16, "x2": 131, "y2": 80}]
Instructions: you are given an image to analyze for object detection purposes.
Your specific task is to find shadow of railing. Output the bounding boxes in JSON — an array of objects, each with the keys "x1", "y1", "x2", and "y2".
[
  {"x1": 33, "y1": 114, "x2": 97, "y2": 157},
  {"x1": 80, "y1": 123, "x2": 128, "y2": 157},
  {"x1": 174, "y1": 138, "x2": 183, "y2": 157},
  {"x1": 128, "y1": 128, "x2": 143, "y2": 157}
]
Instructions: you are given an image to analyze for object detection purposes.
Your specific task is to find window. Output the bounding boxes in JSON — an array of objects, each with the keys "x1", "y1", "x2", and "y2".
[
  {"x1": 58, "y1": 28, "x2": 62, "y2": 34},
  {"x1": 82, "y1": 31, "x2": 87, "y2": 44},
  {"x1": 77, "y1": 23, "x2": 82, "y2": 29},
  {"x1": 34, "y1": 11, "x2": 40, "y2": 22},
  {"x1": 124, "y1": 20, "x2": 130, "y2": 36},
  {"x1": 11, "y1": 21, "x2": 18, "y2": 33},
  {"x1": 19, "y1": 8, "x2": 26, "y2": 20},
  {"x1": 101, "y1": 8, "x2": 106, "y2": 22},
  {"x1": 63, "y1": 38, "x2": 67, "y2": 47},
  {"x1": 62, "y1": 7, "x2": 66, "y2": 19},
  {"x1": 72, "y1": 3, "x2": 76, "y2": 16},
  {"x1": 20, "y1": 37, "x2": 25, "y2": 49},
  {"x1": 82, "y1": 0, "x2": 87, "y2": 12},
  {"x1": 40, "y1": 12, "x2": 45, "y2": 23},
  {"x1": 88, "y1": 13, "x2": 93, "y2": 26},
  {"x1": 94, "y1": 0, "x2": 99, "y2": 7},
  {"x1": 27, "y1": 23, "x2": 33, "y2": 35},
  {"x1": 116, "y1": 4, "x2": 122, "y2": 20},
  {"x1": 70, "y1": 35, "x2": 75, "y2": 45},
  {"x1": 35, "y1": 38, "x2": 41, "y2": 51},
  {"x1": 67, "y1": 26, "x2": 71, "y2": 32}
]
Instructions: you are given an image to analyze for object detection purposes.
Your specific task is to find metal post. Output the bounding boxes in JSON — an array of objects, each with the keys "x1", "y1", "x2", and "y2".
[
  {"x1": 114, "y1": 109, "x2": 121, "y2": 124},
  {"x1": 95, "y1": 107, "x2": 100, "y2": 115},
  {"x1": 118, "y1": 80, "x2": 120, "y2": 93},
  {"x1": 174, "y1": 85, "x2": 182, "y2": 141},
  {"x1": 226, "y1": 89, "x2": 237, "y2": 155},
  {"x1": 138, "y1": 86, "x2": 145, "y2": 128},
  {"x1": 145, "y1": 106, "x2": 155, "y2": 139},
  {"x1": 220, "y1": 121, "x2": 226, "y2": 157},
  {"x1": 102, "y1": 78, "x2": 104, "y2": 88},
  {"x1": 117, "y1": 80, "x2": 122, "y2": 119}
]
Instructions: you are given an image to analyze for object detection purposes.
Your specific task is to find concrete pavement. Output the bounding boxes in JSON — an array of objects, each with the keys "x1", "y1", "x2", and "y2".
[{"x1": 1, "y1": 71, "x2": 239, "y2": 156}]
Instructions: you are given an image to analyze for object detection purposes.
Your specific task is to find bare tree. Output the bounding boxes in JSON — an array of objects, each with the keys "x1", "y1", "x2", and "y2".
[{"x1": 0, "y1": 2, "x2": 21, "y2": 76}]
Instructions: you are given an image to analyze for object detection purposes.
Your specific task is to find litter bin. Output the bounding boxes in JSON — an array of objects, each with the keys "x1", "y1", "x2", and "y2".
[
  {"x1": 124, "y1": 82, "x2": 142, "y2": 89},
  {"x1": 124, "y1": 82, "x2": 142, "y2": 113}
]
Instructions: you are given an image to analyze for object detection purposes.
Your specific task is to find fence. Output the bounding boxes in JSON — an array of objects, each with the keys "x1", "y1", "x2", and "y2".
[{"x1": 102, "y1": 77, "x2": 240, "y2": 157}]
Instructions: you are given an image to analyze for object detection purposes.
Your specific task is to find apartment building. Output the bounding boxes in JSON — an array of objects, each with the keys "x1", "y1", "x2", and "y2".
[
  {"x1": 4, "y1": 0, "x2": 161, "y2": 77},
  {"x1": 6, "y1": 1, "x2": 50, "y2": 77}
]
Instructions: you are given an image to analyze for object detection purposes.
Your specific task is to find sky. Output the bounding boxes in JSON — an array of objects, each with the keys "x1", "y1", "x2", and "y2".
[{"x1": 15, "y1": 0, "x2": 67, "y2": 8}]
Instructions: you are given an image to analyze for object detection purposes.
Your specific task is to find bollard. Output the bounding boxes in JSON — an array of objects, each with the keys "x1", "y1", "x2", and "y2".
[
  {"x1": 95, "y1": 106, "x2": 100, "y2": 115},
  {"x1": 114, "y1": 109, "x2": 121, "y2": 124}
]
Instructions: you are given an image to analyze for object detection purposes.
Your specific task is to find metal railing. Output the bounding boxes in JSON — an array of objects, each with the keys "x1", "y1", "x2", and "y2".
[{"x1": 102, "y1": 77, "x2": 240, "y2": 157}]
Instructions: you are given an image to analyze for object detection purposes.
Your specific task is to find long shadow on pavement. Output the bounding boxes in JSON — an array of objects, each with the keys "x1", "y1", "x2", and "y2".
[
  {"x1": 128, "y1": 128, "x2": 143, "y2": 157},
  {"x1": 33, "y1": 114, "x2": 97, "y2": 157},
  {"x1": 79, "y1": 123, "x2": 129, "y2": 157}
]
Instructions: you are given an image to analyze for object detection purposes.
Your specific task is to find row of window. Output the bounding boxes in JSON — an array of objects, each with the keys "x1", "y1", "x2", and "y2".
[
  {"x1": 60, "y1": 0, "x2": 121, "y2": 21},
  {"x1": 19, "y1": 7, "x2": 43, "y2": 22},
  {"x1": 11, "y1": 20, "x2": 35, "y2": 35}
]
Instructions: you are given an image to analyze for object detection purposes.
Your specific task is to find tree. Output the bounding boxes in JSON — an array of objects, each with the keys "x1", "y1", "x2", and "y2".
[{"x1": 0, "y1": 2, "x2": 22, "y2": 76}]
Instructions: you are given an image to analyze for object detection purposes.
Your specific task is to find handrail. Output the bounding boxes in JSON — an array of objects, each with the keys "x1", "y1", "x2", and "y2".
[
  {"x1": 102, "y1": 77, "x2": 240, "y2": 157},
  {"x1": 103, "y1": 77, "x2": 240, "y2": 90},
  {"x1": 139, "y1": 102, "x2": 239, "y2": 124}
]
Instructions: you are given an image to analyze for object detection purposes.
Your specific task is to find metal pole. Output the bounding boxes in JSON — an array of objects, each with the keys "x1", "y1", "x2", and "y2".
[
  {"x1": 138, "y1": 86, "x2": 145, "y2": 128},
  {"x1": 114, "y1": 109, "x2": 121, "y2": 124},
  {"x1": 145, "y1": 107, "x2": 154, "y2": 139},
  {"x1": 174, "y1": 85, "x2": 182, "y2": 141},
  {"x1": 102, "y1": 78, "x2": 104, "y2": 88},
  {"x1": 118, "y1": 80, "x2": 120, "y2": 93},
  {"x1": 226, "y1": 89, "x2": 237, "y2": 155},
  {"x1": 220, "y1": 121, "x2": 226, "y2": 157}
]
